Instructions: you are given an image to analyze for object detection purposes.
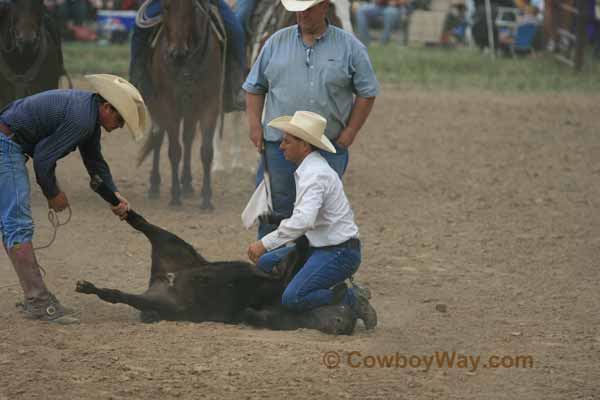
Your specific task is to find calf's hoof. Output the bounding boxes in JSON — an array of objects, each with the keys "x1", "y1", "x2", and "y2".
[
  {"x1": 140, "y1": 310, "x2": 161, "y2": 323},
  {"x1": 240, "y1": 307, "x2": 268, "y2": 326},
  {"x1": 75, "y1": 280, "x2": 96, "y2": 294}
]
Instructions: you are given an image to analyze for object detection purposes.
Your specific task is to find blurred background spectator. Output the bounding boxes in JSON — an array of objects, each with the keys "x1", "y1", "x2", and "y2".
[
  {"x1": 355, "y1": 0, "x2": 431, "y2": 46},
  {"x1": 44, "y1": 0, "x2": 142, "y2": 41},
  {"x1": 498, "y1": 4, "x2": 541, "y2": 55},
  {"x1": 440, "y1": 0, "x2": 468, "y2": 46}
]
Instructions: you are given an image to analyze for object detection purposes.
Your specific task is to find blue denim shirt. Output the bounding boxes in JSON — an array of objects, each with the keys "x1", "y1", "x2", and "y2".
[
  {"x1": 243, "y1": 24, "x2": 380, "y2": 142},
  {"x1": 0, "y1": 90, "x2": 117, "y2": 199}
]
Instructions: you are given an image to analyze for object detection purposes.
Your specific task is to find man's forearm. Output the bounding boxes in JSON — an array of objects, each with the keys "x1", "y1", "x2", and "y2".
[
  {"x1": 344, "y1": 96, "x2": 376, "y2": 142},
  {"x1": 245, "y1": 92, "x2": 265, "y2": 131}
]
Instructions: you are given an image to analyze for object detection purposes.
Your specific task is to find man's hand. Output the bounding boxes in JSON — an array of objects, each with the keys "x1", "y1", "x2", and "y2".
[
  {"x1": 48, "y1": 192, "x2": 69, "y2": 212},
  {"x1": 111, "y1": 192, "x2": 130, "y2": 220},
  {"x1": 335, "y1": 126, "x2": 358, "y2": 149},
  {"x1": 246, "y1": 92, "x2": 265, "y2": 152},
  {"x1": 248, "y1": 240, "x2": 266, "y2": 264}
]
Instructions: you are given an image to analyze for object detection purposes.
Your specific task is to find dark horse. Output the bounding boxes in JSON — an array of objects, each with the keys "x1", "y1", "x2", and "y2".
[
  {"x1": 0, "y1": 0, "x2": 63, "y2": 108},
  {"x1": 138, "y1": 0, "x2": 223, "y2": 209}
]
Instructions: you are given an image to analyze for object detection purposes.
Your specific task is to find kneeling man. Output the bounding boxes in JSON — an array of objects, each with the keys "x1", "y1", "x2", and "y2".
[{"x1": 247, "y1": 111, "x2": 377, "y2": 330}]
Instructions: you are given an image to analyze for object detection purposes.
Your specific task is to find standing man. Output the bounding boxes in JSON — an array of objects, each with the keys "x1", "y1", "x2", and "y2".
[
  {"x1": 0, "y1": 74, "x2": 150, "y2": 324},
  {"x1": 243, "y1": 0, "x2": 379, "y2": 238},
  {"x1": 248, "y1": 111, "x2": 377, "y2": 330}
]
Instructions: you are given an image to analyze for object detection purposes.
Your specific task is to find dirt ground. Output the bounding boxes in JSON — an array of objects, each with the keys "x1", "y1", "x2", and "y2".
[{"x1": 1, "y1": 86, "x2": 599, "y2": 400}]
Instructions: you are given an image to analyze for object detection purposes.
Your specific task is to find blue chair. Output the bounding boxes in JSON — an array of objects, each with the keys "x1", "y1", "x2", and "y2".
[{"x1": 511, "y1": 22, "x2": 538, "y2": 56}]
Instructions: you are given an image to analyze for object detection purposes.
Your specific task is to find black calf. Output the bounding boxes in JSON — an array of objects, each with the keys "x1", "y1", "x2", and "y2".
[{"x1": 75, "y1": 178, "x2": 356, "y2": 335}]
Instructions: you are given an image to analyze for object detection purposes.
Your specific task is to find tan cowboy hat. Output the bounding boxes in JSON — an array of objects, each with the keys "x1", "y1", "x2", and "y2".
[
  {"x1": 85, "y1": 74, "x2": 151, "y2": 142},
  {"x1": 281, "y1": 0, "x2": 326, "y2": 12},
  {"x1": 268, "y1": 111, "x2": 336, "y2": 153}
]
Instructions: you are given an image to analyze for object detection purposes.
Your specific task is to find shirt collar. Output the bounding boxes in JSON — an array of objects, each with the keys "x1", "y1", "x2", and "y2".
[
  {"x1": 295, "y1": 151, "x2": 323, "y2": 178},
  {"x1": 295, "y1": 19, "x2": 331, "y2": 43}
]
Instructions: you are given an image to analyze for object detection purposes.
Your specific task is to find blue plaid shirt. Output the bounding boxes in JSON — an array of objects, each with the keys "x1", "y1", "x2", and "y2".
[
  {"x1": 0, "y1": 90, "x2": 118, "y2": 199},
  {"x1": 243, "y1": 24, "x2": 379, "y2": 142}
]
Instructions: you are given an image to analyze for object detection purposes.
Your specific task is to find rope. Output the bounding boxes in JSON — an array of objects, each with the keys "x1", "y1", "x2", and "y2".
[
  {"x1": 34, "y1": 205, "x2": 72, "y2": 251},
  {"x1": 136, "y1": 0, "x2": 163, "y2": 29}
]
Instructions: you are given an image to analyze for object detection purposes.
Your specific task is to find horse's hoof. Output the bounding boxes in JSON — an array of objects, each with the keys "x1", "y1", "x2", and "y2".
[
  {"x1": 169, "y1": 198, "x2": 183, "y2": 207},
  {"x1": 147, "y1": 189, "x2": 160, "y2": 200},
  {"x1": 199, "y1": 200, "x2": 214, "y2": 210},
  {"x1": 182, "y1": 185, "x2": 195, "y2": 198}
]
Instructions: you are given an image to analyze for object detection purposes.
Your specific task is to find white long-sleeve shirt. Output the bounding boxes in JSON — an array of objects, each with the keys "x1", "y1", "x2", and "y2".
[{"x1": 261, "y1": 152, "x2": 359, "y2": 251}]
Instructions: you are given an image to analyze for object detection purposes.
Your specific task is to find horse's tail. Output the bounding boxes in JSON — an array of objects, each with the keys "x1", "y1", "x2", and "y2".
[{"x1": 137, "y1": 125, "x2": 163, "y2": 166}]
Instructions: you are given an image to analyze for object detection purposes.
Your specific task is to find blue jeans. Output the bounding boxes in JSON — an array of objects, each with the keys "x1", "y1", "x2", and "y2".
[
  {"x1": 215, "y1": 0, "x2": 246, "y2": 65},
  {"x1": 256, "y1": 141, "x2": 349, "y2": 239},
  {"x1": 355, "y1": 4, "x2": 406, "y2": 45},
  {"x1": 0, "y1": 135, "x2": 33, "y2": 249},
  {"x1": 281, "y1": 245, "x2": 362, "y2": 312},
  {"x1": 234, "y1": 0, "x2": 257, "y2": 30}
]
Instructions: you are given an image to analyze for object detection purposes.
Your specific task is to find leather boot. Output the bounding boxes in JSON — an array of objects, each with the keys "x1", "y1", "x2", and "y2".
[
  {"x1": 7, "y1": 242, "x2": 49, "y2": 301},
  {"x1": 7, "y1": 243, "x2": 79, "y2": 324}
]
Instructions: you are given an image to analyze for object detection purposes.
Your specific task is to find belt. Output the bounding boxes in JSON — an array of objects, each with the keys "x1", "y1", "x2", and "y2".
[{"x1": 314, "y1": 238, "x2": 361, "y2": 250}]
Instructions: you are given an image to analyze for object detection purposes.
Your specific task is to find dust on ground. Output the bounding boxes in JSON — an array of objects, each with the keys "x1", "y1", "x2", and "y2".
[{"x1": 1, "y1": 87, "x2": 599, "y2": 399}]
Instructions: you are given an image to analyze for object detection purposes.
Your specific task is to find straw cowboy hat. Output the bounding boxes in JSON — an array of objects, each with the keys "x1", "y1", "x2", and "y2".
[
  {"x1": 85, "y1": 74, "x2": 151, "y2": 142},
  {"x1": 281, "y1": 0, "x2": 326, "y2": 12},
  {"x1": 268, "y1": 111, "x2": 336, "y2": 153}
]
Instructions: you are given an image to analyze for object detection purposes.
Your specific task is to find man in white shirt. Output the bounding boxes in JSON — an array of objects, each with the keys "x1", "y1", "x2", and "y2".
[{"x1": 247, "y1": 111, "x2": 377, "y2": 330}]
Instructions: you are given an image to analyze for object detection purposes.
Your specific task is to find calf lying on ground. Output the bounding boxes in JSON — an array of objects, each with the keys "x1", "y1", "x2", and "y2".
[{"x1": 75, "y1": 178, "x2": 356, "y2": 335}]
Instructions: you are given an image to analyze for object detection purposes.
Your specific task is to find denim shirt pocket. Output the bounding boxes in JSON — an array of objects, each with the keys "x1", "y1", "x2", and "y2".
[{"x1": 320, "y1": 60, "x2": 351, "y2": 92}]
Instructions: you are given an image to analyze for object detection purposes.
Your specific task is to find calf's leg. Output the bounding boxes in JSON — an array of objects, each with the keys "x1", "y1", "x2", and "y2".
[
  {"x1": 75, "y1": 280, "x2": 178, "y2": 316},
  {"x1": 241, "y1": 304, "x2": 356, "y2": 335}
]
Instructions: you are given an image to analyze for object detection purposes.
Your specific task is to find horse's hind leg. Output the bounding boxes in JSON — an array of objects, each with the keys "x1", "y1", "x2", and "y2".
[
  {"x1": 167, "y1": 120, "x2": 183, "y2": 206},
  {"x1": 148, "y1": 123, "x2": 165, "y2": 199},
  {"x1": 181, "y1": 118, "x2": 196, "y2": 197}
]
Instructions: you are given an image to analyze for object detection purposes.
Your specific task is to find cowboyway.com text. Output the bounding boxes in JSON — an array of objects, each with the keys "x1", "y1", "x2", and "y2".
[{"x1": 321, "y1": 351, "x2": 534, "y2": 371}]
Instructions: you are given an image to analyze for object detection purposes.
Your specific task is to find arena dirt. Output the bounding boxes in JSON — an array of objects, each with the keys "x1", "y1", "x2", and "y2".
[{"x1": 1, "y1": 86, "x2": 599, "y2": 399}]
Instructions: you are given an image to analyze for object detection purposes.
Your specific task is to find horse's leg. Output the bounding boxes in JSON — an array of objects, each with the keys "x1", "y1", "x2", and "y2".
[
  {"x1": 167, "y1": 120, "x2": 183, "y2": 206},
  {"x1": 148, "y1": 124, "x2": 165, "y2": 199},
  {"x1": 181, "y1": 118, "x2": 196, "y2": 197},
  {"x1": 199, "y1": 116, "x2": 218, "y2": 210},
  {"x1": 212, "y1": 116, "x2": 225, "y2": 173}
]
